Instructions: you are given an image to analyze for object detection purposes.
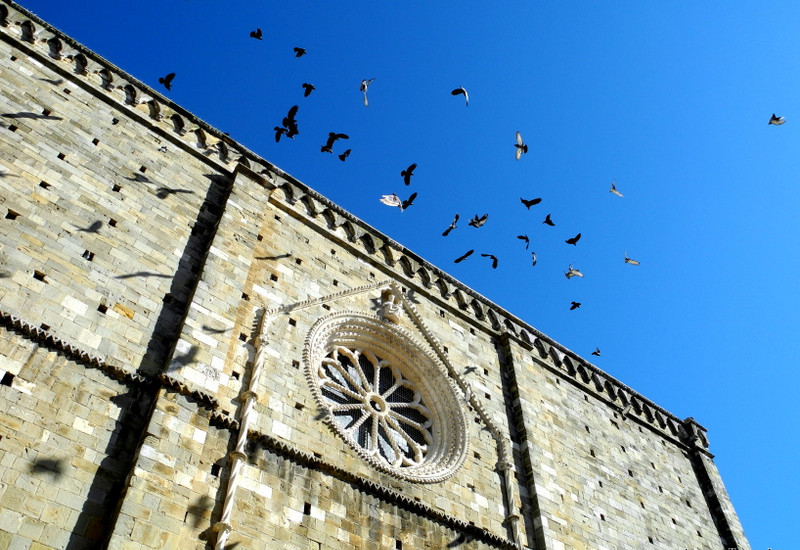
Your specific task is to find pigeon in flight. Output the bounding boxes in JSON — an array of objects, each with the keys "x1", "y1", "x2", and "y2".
[
  {"x1": 302, "y1": 83, "x2": 315, "y2": 97},
  {"x1": 609, "y1": 180, "x2": 624, "y2": 197},
  {"x1": 468, "y1": 213, "x2": 489, "y2": 228},
  {"x1": 338, "y1": 149, "x2": 351, "y2": 162},
  {"x1": 401, "y1": 163, "x2": 417, "y2": 185},
  {"x1": 565, "y1": 265, "x2": 584, "y2": 279},
  {"x1": 451, "y1": 86, "x2": 469, "y2": 106},
  {"x1": 481, "y1": 253, "x2": 499, "y2": 269},
  {"x1": 591, "y1": 348, "x2": 601, "y2": 357},
  {"x1": 401, "y1": 192, "x2": 418, "y2": 211},
  {"x1": 158, "y1": 72, "x2": 175, "y2": 91},
  {"x1": 360, "y1": 78, "x2": 375, "y2": 106},
  {"x1": 517, "y1": 235, "x2": 530, "y2": 249},
  {"x1": 565, "y1": 233, "x2": 582, "y2": 246},
  {"x1": 543, "y1": 214, "x2": 555, "y2": 226},
  {"x1": 293, "y1": 47, "x2": 306, "y2": 57},
  {"x1": 531, "y1": 252, "x2": 537, "y2": 266},
  {"x1": 454, "y1": 249, "x2": 474, "y2": 263},
  {"x1": 769, "y1": 113, "x2": 785, "y2": 125},
  {"x1": 624, "y1": 252, "x2": 640, "y2": 266},
  {"x1": 321, "y1": 132, "x2": 349, "y2": 153},
  {"x1": 249, "y1": 28, "x2": 263, "y2": 40},
  {"x1": 570, "y1": 301, "x2": 581, "y2": 310},
  {"x1": 282, "y1": 105, "x2": 299, "y2": 137},
  {"x1": 442, "y1": 214, "x2": 459, "y2": 236},
  {"x1": 380, "y1": 194, "x2": 401, "y2": 207},
  {"x1": 514, "y1": 131, "x2": 528, "y2": 160},
  {"x1": 520, "y1": 197, "x2": 542, "y2": 209}
]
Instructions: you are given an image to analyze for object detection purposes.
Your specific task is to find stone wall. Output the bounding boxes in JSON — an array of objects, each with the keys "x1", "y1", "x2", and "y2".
[{"x1": 0, "y1": 1, "x2": 750, "y2": 549}]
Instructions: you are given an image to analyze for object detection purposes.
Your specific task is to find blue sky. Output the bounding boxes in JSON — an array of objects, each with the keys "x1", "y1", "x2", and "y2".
[{"x1": 18, "y1": 1, "x2": 798, "y2": 547}]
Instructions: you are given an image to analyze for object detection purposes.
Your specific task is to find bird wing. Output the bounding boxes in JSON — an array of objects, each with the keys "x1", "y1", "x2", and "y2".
[
  {"x1": 515, "y1": 146, "x2": 522, "y2": 161},
  {"x1": 516, "y1": 131, "x2": 523, "y2": 146},
  {"x1": 455, "y1": 250, "x2": 474, "y2": 263},
  {"x1": 380, "y1": 194, "x2": 401, "y2": 207}
]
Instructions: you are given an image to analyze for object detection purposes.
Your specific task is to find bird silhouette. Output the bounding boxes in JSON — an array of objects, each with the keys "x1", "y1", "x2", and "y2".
[
  {"x1": 442, "y1": 214, "x2": 459, "y2": 236},
  {"x1": 451, "y1": 86, "x2": 469, "y2": 106},
  {"x1": 514, "y1": 131, "x2": 528, "y2": 160},
  {"x1": 401, "y1": 163, "x2": 417, "y2": 185},
  {"x1": 517, "y1": 235, "x2": 530, "y2": 249},
  {"x1": 624, "y1": 252, "x2": 640, "y2": 266},
  {"x1": 338, "y1": 149, "x2": 351, "y2": 162},
  {"x1": 360, "y1": 78, "x2": 375, "y2": 106},
  {"x1": 401, "y1": 192, "x2": 417, "y2": 211},
  {"x1": 250, "y1": 28, "x2": 263, "y2": 40},
  {"x1": 570, "y1": 301, "x2": 581, "y2": 310},
  {"x1": 565, "y1": 233, "x2": 581, "y2": 245},
  {"x1": 454, "y1": 249, "x2": 474, "y2": 263},
  {"x1": 591, "y1": 348, "x2": 601, "y2": 357},
  {"x1": 543, "y1": 214, "x2": 555, "y2": 226},
  {"x1": 769, "y1": 113, "x2": 785, "y2": 125},
  {"x1": 609, "y1": 180, "x2": 623, "y2": 197},
  {"x1": 293, "y1": 47, "x2": 306, "y2": 57},
  {"x1": 520, "y1": 197, "x2": 542, "y2": 209},
  {"x1": 481, "y1": 253, "x2": 498, "y2": 269},
  {"x1": 302, "y1": 83, "x2": 315, "y2": 97},
  {"x1": 158, "y1": 72, "x2": 175, "y2": 91},
  {"x1": 77, "y1": 220, "x2": 102, "y2": 233},
  {"x1": 282, "y1": 105, "x2": 299, "y2": 137},
  {"x1": 531, "y1": 252, "x2": 537, "y2": 266},
  {"x1": 565, "y1": 265, "x2": 583, "y2": 279},
  {"x1": 468, "y1": 213, "x2": 488, "y2": 228},
  {"x1": 321, "y1": 132, "x2": 349, "y2": 153},
  {"x1": 380, "y1": 193, "x2": 401, "y2": 207},
  {"x1": 274, "y1": 126, "x2": 288, "y2": 143}
]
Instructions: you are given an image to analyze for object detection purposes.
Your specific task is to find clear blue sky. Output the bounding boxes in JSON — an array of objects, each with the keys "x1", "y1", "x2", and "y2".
[{"x1": 19, "y1": 1, "x2": 798, "y2": 547}]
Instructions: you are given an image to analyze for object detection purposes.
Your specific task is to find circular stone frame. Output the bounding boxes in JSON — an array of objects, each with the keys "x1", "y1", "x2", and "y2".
[{"x1": 303, "y1": 312, "x2": 468, "y2": 483}]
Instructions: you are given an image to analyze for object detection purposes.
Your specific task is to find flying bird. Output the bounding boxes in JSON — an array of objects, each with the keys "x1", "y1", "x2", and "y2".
[
  {"x1": 591, "y1": 348, "x2": 601, "y2": 357},
  {"x1": 77, "y1": 220, "x2": 102, "y2": 233},
  {"x1": 520, "y1": 197, "x2": 542, "y2": 209},
  {"x1": 514, "y1": 131, "x2": 528, "y2": 160},
  {"x1": 249, "y1": 28, "x2": 263, "y2": 40},
  {"x1": 481, "y1": 253, "x2": 499, "y2": 269},
  {"x1": 570, "y1": 301, "x2": 581, "y2": 310},
  {"x1": 565, "y1": 233, "x2": 582, "y2": 245},
  {"x1": 401, "y1": 163, "x2": 417, "y2": 185},
  {"x1": 321, "y1": 132, "x2": 349, "y2": 153},
  {"x1": 451, "y1": 86, "x2": 469, "y2": 106},
  {"x1": 609, "y1": 180, "x2": 623, "y2": 197},
  {"x1": 293, "y1": 47, "x2": 306, "y2": 57},
  {"x1": 158, "y1": 72, "x2": 175, "y2": 91},
  {"x1": 454, "y1": 249, "x2": 474, "y2": 263},
  {"x1": 517, "y1": 235, "x2": 530, "y2": 249},
  {"x1": 338, "y1": 149, "x2": 351, "y2": 162},
  {"x1": 442, "y1": 214, "x2": 459, "y2": 236},
  {"x1": 360, "y1": 78, "x2": 375, "y2": 106},
  {"x1": 274, "y1": 126, "x2": 288, "y2": 143},
  {"x1": 565, "y1": 265, "x2": 583, "y2": 279},
  {"x1": 380, "y1": 193, "x2": 401, "y2": 207},
  {"x1": 401, "y1": 192, "x2": 417, "y2": 211},
  {"x1": 543, "y1": 214, "x2": 555, "y2": 226},
  {"x1": 624, "y1": 252, "x2": 640, "y2": 266},
  {"x1": 769, "y1": 113, "x2": 785, "y2": 125},
  {"x1": 282, "y1": 105, "x2": 299, "y2": 137},
  {"x1": 531, "y1": 252, "x2": 537, "y2": 266},
  {"x1": 468, "y1": 213, "x2": 489, "y2": 228},
  {"x1": 301, "y1": 83, "x2": 315, "y2": 97}
]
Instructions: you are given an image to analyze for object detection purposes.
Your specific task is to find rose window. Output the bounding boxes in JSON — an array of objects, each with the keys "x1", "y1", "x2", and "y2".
[
  {"x1": 304, "y1": 312, "x2": 467, "y2": 483},
  {"x1": 320, "y1": 346, "x2": 432, "y2": 468}
]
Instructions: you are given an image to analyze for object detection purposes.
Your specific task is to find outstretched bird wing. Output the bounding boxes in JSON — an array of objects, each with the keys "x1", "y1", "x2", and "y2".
[{"x1": 454, "y1": 249, "x2": 474, "y2": 263}]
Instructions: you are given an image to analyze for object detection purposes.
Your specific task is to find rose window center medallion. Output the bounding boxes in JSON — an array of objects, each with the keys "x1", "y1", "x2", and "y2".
[{"x1": 304, "y1": 312, "x2": 467, "y2": 483}]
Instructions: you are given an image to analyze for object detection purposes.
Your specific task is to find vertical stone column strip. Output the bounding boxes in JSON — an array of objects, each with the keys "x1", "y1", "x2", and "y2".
[
  {"x1": 682, "y1": 418, "x2": 752, "y2": 550},
  {"x1": 213, "y1": 310, "x2": 269, "y2": 550}
]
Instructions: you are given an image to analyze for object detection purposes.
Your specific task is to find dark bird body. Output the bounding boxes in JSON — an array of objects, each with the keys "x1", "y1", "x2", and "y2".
[
  {"x1": 454, "y1": 249, "x2": 474, "y2": 263},
  {"x1": 468, "y1": 213, "x2": 488, "y2": 228},
  {"x1": 543, "y1": 214, "x2": 555, "y2": 226},
  {"x1": 442, "y1": 214, "x2": 459, "y2": 236},
  {"x1": 565, "y1": 233, "x2": 581, "y2": 245},
  {"x1": 591, "y1": 348, "x2": 601, "y2": 357},
  {"x1": 302, "y1": 83, "x2": 315, "y2": 97},
  {"x1": 769, "y1": 113, "x2": 785, "y2": 125},
  {"x1": 570, "y1": 301, "x2": 581, "y2": 310},
  {"x1": 451, "y1": 86, "x2": 469, "y2": 106},
  {"x1": 250, "y1": 28, "x2": 263, "y2": 40},
  {"x1": 481, "y1": 253, "x2": 498, "y2": 269},
  {"x1": 517, "y1": 235, "x2": 530, "y2": 249},
  {"x1": 321, "y1": 132, "x2": 349, "y2": 153},
  {"x1": 281, "y1": 105, "x2": 299, "y2": 137},
  {"x1": 293, "y1": 47, "x2": 306, "y2": 57},
  {"x1": 520, "y1": 197, "x2": 542, "y2": 209},
  {"x1": 514, "y1": 131, "x2": 528, "y2": 160},
  {"x1": 338, "y1": 149, "x2": 351, "y2": 162},
  {"x1": 401, "y1": 163, "x2": 417, "y2": 185},
  {"x1": 401, "y1": 192, "x2": 417, "y2": 211},
  {"x1": 158, "y1": 72, "x2": 175, "y2": 91}
]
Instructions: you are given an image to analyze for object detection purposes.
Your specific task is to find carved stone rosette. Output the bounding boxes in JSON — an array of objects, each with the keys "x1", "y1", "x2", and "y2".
[{"x1": 304, "y1": 312, "x2": 468, "y2": 483}]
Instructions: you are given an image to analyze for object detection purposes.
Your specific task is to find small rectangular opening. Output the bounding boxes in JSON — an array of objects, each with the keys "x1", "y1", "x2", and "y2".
[
  {"x1": 241, "y1": 293, "x2": 249, "y2": 301},
  {"x1": 97, "y1": 304, "x2": 107, "y2": 314},
  {"x1": 139, "y1": 166, "x2": 147, "y2": 173},
  {"x1": 82, "y1": 250, "x2": 94, "y2": 261},
  {"x1": 57, "y1": 152, "x2": 65, "y2": 160},
  {"x1": 92, "y1": 138, "x2": 99, "y2": 146},
  {"x1": 295, "y1": 258, "x2": 302, "y2": 265},
  {"x1": 303, "y1": 502, "x2": 311, "y2": 515},
  {"x1": 8, "y1": 125, "x2": 18, "y2": 132},
  {"x1": 288, "y1": 318, "x2": 296, "y2": 326},
  {"x1": 270, "y1": 273, "x2": 278, "y2": 282},
  {"x1": 590, "y1": 449, "x2": 595, "y2": 457},
  {"x1": 211, "y1": 464, "x2": 221, "y2": 477},
  {"x1": 108, "y1": 218, "x2": 117, "y2": 227},
  {"x1": 41, "y1": 108, "x2": 51, "y2": 116},
  {"x1": 292, "y1": 360, "x2": 300, "y2": 369},
  {"x1": 1, "y1": 372, "x2": 15, "y2": 386},
  {"x1": 40, "y1": 323, "x2": 50, "y2": 331},
  {"x1": 257, "y1": 234, "x2": 263, "y2": 241},
  {"x1": 33, "y1": 270, "x2": 46, "y2": 282},
  {"x1": 238, "y1": 333, "x2": 246, "y2": 342},
  {"x1": 39, "y1": 181, "x2": 51, "y2": 189},
  {"x1": 112, "y1": 184, "x2": 121, "y2": 192},
  {"x1": 5, "y1": 209, "x2": 19, "y2": 220},
  {"x1": 294, "y1": 402, "x2": 304, "y2": 410},
  {"x1": 231, "y1": 371, "x2": 240, "y2": 380}
]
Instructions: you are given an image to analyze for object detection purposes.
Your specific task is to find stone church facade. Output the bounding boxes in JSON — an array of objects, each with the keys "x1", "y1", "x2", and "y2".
[{"x1": 0, "y1": 1, "x2": 750, "y2": 549}]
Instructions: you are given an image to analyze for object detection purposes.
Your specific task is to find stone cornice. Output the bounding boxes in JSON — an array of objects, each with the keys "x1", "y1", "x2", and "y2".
[{"x1": 0, "y1": 0, "x2": 709, "y2": 451}]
